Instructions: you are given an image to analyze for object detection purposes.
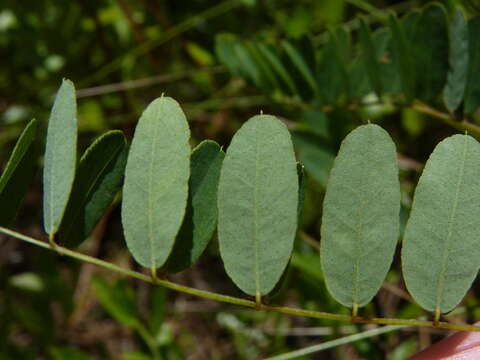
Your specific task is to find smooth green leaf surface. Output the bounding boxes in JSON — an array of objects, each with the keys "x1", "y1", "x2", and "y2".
[
  {"x1": 43, "y1": 79, "x2": 78, "y2": 236},
  {"x1": 0, "y1": 119, "x2": 38, "y2": 226},
  {"x1": 402, "y1": 134, "x2": 480, "y2": 314},
  {"x1": 164, "y1": 140, "x2": 225, "y2": 273},
  {"x1": 321, "y1": 124, "x2": 400, "y2": 308},
  {"x1": 443, "y1": 9, "x2": 469, "y2": 113},
  {"x1": 412, "y1": 3, "x2": 448, "y2": 103},
  {"x1": 359, "y1": 18, "x2": 382, "y2": 97},
  {"x1": 217, "y1": 115, "x2": 298, "y2": 296},
  {"x1": 464, "y1": 17, "x2": 480, "y2": 116},
  {"x1": 122, "y1": 97, "x2": 190, "y2": 269},
  {"x1": 58, "y1": 130, "x2": 127, "y2": 248}
]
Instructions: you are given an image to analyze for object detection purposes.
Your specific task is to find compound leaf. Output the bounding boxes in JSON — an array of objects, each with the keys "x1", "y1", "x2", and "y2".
[
  {"x1": 43, "y1": 79, "x2": 77, "y2": 237},
  {"x1": 0, "y1": 119, "x2": 38, "y2": 226},
  {"x1": 58, "y1": 130, "x2": 127, "y2": 248},
  {"x1": 164, "y1": 140, "x2": 225, "y2": 273},
  {"x1": 321, "y1": 124, "x2": 400, "y2": 309},
  {"x1": 402, "y1": 134, "x2": 480, "y2": 315},
  {"x1": 217, "y1": 115, "x2": 298, "y2": 297},
  {"x1": 122, "y1": 97, "x2": 190, "y2": 269}
]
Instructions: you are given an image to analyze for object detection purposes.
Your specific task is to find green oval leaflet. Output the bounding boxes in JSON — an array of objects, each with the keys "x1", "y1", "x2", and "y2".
[
  {"x1": 320, "y1": 124, "x2": 400, "y2": 310},
  {"x1": 43, "y1": 79, "x2": 78, "y2": 238},
  {"x1": 164, "y1": 140, "x2": 225, "y2": 273},
  {"x1": 58, "y1": 130, "x2": 128, "y2": 248},
  {"x1": 217, "y1": 114, "x2": 298, "y2": 297},
  {"x1": 443, "y1": 9, "x2": 469, "y2": 113},
  {"x1": 121, "y1": 96, "x2": 190, "y2": 270},
  {"x1": 0, "y1": 119, "x2": 38, "y2": 226},
  {"x1": 402, "y1": 134, "x2": 480, "y2": 317}
]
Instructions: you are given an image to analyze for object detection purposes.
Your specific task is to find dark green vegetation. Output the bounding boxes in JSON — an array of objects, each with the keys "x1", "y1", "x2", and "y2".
[{"x1": 3, "y1": 1, "x2": 480, "y2": 359}]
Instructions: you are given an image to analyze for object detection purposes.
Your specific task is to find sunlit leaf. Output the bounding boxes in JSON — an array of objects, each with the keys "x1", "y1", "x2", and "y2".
[
  {"x1": 43, "y1": 79, "x2": 77, "y2": 237},
  {"x1": 122, "y1": 97, "x2": 190, "y2": 269},
  {"x1": 217, "y1": 115, "x2": 298, "y2": 296},
  {"x1": 321, "y1": 124, "x2": 400, "y2": 308},
  {"x1": 402, "y1": 134, "x2": 480, "y2": 315}
]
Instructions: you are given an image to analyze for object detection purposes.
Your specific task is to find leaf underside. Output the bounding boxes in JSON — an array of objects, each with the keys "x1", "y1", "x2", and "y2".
[
  {"x1": 43, "y1": 79, "x2": 78, "y2": 236},
  {"x1": 402, "y1": 134, "x2": 480, "y2": 314},
  {"x1": 321, "y1": 124, "x2": 401, "y2": 308},
  {"x1": 217, "y1": 115, "x2": 298, "y2": 297},
  {"x1": 122, "y1": 96, "x2": 191, "y2": 269}
]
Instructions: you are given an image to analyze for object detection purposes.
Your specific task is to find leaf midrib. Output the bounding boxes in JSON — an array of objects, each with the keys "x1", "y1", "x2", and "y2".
[
  {"x1": 253, "y1": 121, "x2": 261, "y2": 296},
  {"x1": 435, "y1": 135, "x2": 468, "y2": 312},
  {"x1": 147, "y1": 106, "x2": 162, "y2": 270}
]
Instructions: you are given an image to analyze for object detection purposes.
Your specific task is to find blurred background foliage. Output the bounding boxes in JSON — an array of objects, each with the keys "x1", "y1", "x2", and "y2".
[{"x1": 2, "y1": 0, "x2": 480, "y2": 359}]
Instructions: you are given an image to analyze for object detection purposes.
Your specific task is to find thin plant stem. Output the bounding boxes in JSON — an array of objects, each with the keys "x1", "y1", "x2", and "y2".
[
  {"x1": 1, "y1": 226, "x2": 480, "y2": 333},
  {"x1": 265, "y1": 324, "x2": 406, "y2": 360}
]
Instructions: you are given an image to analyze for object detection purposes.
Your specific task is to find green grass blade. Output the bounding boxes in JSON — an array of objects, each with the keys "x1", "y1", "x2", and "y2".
[
  {"x1": 121, "y1": 97, "x2": 191, "y2": 270},
  {"x1": 321, "y1": 124, "x2": 400, "y2": 309},
  {"x1": 217, "y1": 115, "x2": 298, "y2": 297},
  {"x1": 43, "y1": 79, "x2": 78, "y2": 237},
  {"x1": 0, "y1": 119, "x2": 38, "y2": 226},
  {"x1": 443, "y1": 9, "x2": 469, "y2": 113},
  {"x1": 164, "y1": 140, "x2": 225, "y2": 273},
  {"x1": 58, "y1": 130, "x2": 128, "y2": 248},
  {"x1": 402, "y1": 134, "x2": 480, "y2": 316}
]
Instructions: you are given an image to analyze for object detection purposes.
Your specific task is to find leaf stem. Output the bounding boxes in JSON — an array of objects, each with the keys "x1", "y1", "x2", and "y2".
[{"x1": 2, "y1": 226, "x2": 480, "y2": 333}]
